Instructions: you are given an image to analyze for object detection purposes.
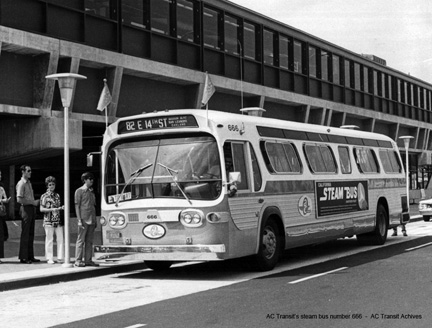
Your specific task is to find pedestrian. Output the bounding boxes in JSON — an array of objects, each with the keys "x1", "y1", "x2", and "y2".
[
  {"x1": 0, "y1": 170, "x2": 11, "y2": 263},
  {"x1": 74, "y1": 172, "x2": 99, "y2": 267},
  {"x1": 0, "y1": 170, "x2": 10, "y2": 242},
  {"x1": 16, "y1": 165, "x2": 40, "y2": 264},
  {"x1": 392, "y1": 224, "x2": 407, "y2": 237},
  {"x1": 40, "y1": 176, "x2": 64, "y2": 264}
]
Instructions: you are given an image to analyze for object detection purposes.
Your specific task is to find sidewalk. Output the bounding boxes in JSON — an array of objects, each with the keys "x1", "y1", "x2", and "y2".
[
  {"x1": 0, "y1": 231, "x2": 145, "y2": 292},
  {"x1": 0, "y1": 212, "x2": 424, "y2": 292}
]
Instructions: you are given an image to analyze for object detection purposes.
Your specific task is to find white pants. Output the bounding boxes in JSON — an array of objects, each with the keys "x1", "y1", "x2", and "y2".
[{"x1": 44, "y1": 225, "x2": 64, "y2": 261}]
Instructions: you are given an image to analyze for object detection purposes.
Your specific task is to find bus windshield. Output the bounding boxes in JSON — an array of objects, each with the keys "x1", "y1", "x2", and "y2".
[{"x1": 105, "y1": 136, "x2": 222, "y2": 203}]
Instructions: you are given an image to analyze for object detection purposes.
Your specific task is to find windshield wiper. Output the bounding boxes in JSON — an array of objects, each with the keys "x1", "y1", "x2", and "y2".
[
  {"x1": 116, "y1": 163, "x2": 153, "y2": 207},
  {"x1": 158, "y1": 163, "x2": 192, "y2": 205}
]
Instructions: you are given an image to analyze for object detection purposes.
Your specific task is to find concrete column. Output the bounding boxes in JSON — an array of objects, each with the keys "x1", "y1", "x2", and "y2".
[
  {"x1": 259, "y1": 95, "x2": 265, "y2": 108},
  {"x1": 303, "y1": 105, "x2": 311, "y2": 123},
  {"x1": 325, "y1": 109, "x2": 333, "y2": 126},
  {"x1": 68, "y1": 57, "x2": 81, "y2": 112},
  {"x1": 414, "y1": 127, "x2": 420, "y2": 150},
  {"x1": 320, "y1": 108, "x2": 327, "y2": 126}
]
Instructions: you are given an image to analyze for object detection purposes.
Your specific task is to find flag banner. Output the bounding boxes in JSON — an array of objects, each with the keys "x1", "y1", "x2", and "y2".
[
  {"x1": 201, "y1": 72, "x2": 215, "y2": 107},
  {"x1": 97, "y1": 79, "x2": 112, "y2": 111}
]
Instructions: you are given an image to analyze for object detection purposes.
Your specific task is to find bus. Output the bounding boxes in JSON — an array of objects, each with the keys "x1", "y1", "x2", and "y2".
[{"x1": 93, "y1": 108, "x2": 410, "y2": 271}]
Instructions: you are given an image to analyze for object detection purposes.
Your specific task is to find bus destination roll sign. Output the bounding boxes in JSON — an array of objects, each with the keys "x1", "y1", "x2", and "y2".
[{"x1": 118, "y1": 115, "x2": 198, "y2": 134}]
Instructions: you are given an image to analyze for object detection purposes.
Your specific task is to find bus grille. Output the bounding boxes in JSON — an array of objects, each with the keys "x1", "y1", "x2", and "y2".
[{"x1": 128, "y1": 213, "x2": 139, "y2": 222}]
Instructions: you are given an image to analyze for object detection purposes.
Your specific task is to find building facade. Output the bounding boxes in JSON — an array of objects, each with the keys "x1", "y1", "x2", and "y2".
[{"x1": 0, "y1": 0, "x2": 431, "y2": 217}]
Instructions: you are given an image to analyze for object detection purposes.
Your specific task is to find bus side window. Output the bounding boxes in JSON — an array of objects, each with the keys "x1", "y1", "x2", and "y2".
[
  {"x1": 260, "y1": 140, "x2": 301, "y2": 174},
  {"x1": 223, "y1": 142, "x2": 249, "y2": 190},
  {"x1": 354, "y1": 147, "x2": 380, "y2": 173},
  {"x1": 250, "y1": 145, "x2": 262, "y2": 191},
  {"x1": 379, "y1": 149, "x2": 402, "y2": 173},
  {"x1": 338, "y1": 146, "x2": 352, "y2": 174},
  {"x1": 304, "y1": 144, "x2": 337, "y2": 173}
]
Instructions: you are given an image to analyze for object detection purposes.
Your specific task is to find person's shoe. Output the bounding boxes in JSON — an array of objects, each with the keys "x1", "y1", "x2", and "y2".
[
  {"x1": 85, "y1": 261, "x2": 99, "y2": 267},
  {"x1": 403, "y1": 231, "x2": 408, "y2": 237},
  {"x1": 30, "y1": 258, "x2": 41, "y2": 262},
  {"x1": 391, "y1": 231, "x2": 397, "y2": 236},
  {"x1": 57, "y1": 259, "x2": 64, "y2": 264},
  {"x1": 20, "y1": 259, "x2": 32, "y2": 264},
  {"x1": 74, "y1": 262, "x2": 85, "y2": 267},
  {"x1": 47, "y1": 260, "x2": 55, "y2": 264}
]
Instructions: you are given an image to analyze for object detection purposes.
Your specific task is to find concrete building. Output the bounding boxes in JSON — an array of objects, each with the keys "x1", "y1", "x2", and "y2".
[{"x1": 0, "y1": 0, "x2": 431, "y2": 219}]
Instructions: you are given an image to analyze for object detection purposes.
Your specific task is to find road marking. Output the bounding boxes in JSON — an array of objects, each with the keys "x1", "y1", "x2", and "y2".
[
  {"x1": 405, "y1": 242, "x2": 432, "y2": 251},
  {"x1": 124, "y1": 325, "x2": 147, "y2": 328},
  {"x1": 288, "y1": 267, "x2": 348, "y2": 284}
]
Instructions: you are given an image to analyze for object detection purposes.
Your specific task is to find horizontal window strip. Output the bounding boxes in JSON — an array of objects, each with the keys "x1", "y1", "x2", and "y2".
[{"x1": 257, "y1": 126, "x2": 393, "y2": 148}]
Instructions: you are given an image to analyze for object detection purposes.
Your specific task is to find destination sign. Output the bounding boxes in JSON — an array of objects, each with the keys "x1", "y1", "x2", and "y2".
[{"x1": 118, "y1": 115, "x2": 198, "y2": 134}]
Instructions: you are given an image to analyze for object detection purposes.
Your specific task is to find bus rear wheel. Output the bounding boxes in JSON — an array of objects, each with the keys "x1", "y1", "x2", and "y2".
[
  {"x1": 253, "y1": 219, "x2": 281, "y2": 271},
  {"x1": 145, "y1": 261, "x2": 173, "y2": 271},
  {"x1": 357, "y1": 204, "x2": 388, "y2": 246}
]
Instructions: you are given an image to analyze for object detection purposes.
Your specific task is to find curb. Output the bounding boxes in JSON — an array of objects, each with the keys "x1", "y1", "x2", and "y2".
[{"x1": 0, "y1": 262, "x2": 145, "y2": 292}]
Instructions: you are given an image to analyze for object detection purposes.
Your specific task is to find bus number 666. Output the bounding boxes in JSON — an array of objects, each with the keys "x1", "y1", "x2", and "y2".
[{"x1": 228, "y1": 124, "x2": 239, "y2": 132}]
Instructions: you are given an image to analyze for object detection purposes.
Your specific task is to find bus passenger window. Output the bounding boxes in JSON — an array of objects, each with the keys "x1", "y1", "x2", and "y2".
[
  {"x1": 250, "y1": 146, "x2": 262, "y2": 191},
  {"x1": 379, "y1": 149, "x2": 402, "y2": 173},
  {"x1": 223, "y1": 142, "x2": 249, "y2": 190},
  {"x1": 338, "y1": 146, "x2": 352, "y2": 174},
  {"x1": 304, "y1": 144, "x2": 337, "y2": 173},
  {"x1": 261, "y1": 141, "x2": 301, "y2": 173},
  {"x1": 354, "y1": 147, "x2": 379, "y2": 173}
]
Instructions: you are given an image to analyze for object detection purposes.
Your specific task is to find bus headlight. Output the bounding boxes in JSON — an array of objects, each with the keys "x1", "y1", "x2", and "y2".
[
  {"x1": 180, "y1": 209, "x2": 204, "y2": 227},
  {"x1": 108, "y1": 213, "x2": 126, "y2": 229}
]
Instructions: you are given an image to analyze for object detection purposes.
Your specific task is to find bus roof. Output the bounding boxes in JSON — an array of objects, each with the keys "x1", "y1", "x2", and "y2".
[{"x1": 109, "y1": 109, "x2": 396, "y2": 144}]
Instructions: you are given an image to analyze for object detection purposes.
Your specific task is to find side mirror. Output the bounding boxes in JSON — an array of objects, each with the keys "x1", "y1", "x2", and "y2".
[
  {"x1": 228, "y1": 172, "x2": 241, "y2": 185},
  {"x1": 87, "y1": 154, "x2": 94, "y2": 167},
  {"x1": 87, "y1": 151, "x2": 101, "y2": 167},
  {"x1": 228, "y1": 172, "x2": 241, "y2": 197}
]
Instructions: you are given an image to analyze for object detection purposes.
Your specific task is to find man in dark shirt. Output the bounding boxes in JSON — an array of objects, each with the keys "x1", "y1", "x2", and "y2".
[
  {"x1": 16, "y1": 165, "x2": 40, "y2": 264},
  {"x1": 74, "y1": 172, "x2": 99, "y2": 267}
]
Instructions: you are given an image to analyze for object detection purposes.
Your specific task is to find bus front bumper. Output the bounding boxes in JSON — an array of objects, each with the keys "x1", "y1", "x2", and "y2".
[{"x1": 94, "y1": 244, "x2": 226, "y2": 262}]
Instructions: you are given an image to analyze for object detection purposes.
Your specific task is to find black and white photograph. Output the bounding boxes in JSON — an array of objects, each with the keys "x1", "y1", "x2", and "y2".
[{"x1": 0, "y1": 1, "x2": 431, "y2": 327}]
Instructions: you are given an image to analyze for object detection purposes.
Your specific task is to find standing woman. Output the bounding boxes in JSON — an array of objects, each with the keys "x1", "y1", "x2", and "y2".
[
  {"x1": 40, "y1": 176, "x2": 64, "y2": 264},
  {"x1": 0, "y1": 170, "x2": 11, "y2": 263}
]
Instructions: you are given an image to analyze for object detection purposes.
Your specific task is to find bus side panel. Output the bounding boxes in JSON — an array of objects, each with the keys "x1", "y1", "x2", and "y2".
[{"x1": 227, "y1": 196, "x2": 262, "y2": 258}]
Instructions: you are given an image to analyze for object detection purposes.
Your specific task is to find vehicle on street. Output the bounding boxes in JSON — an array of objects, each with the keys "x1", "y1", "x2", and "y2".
[
  {"x1": 92, "y1": 108, "x2": 410, "y2": 271},
  {"x1": 418, "y1": 198, "x2": 432, "y2": 221}
]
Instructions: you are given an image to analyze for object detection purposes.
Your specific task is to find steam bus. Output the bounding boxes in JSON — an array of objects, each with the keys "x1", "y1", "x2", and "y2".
[{"x1": 93, "y1": 108, "x2": 409, "y2": 271}]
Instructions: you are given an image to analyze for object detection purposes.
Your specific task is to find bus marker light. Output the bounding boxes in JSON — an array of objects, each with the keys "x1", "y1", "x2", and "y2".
[
  {"x1": 207, "y1": 213, "x2": 221, "y2": 223},
  {"x1": 100, "y1": 216, "x2": 107, "y2": 226}
]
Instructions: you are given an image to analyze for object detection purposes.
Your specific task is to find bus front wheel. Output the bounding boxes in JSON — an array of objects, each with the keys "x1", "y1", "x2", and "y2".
[
  {"x1": 357, "y1": 204, "x2": 388, "y2": 246},
  {"x1": 254, "y1": 218, "x2": 281, "y2": 271},
  {"x1": 145, "y1": 261, "x2": 173, "y2": 271}
]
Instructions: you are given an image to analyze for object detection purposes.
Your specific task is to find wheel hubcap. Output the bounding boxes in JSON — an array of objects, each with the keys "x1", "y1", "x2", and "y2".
[{"x1": 262, "y1": 227, "x2": 277, "y2": 259}]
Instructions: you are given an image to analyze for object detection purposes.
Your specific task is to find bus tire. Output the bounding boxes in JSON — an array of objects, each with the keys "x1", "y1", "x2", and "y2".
[
  {"x1": 357, "y1": 204, "x2": 388, "y2": 246},
  {"x1": 144, "y1": 261, "x2": 173, "y2": 271},
  {"x1": 423, "y1": 216, "x2": 430, "y2": 222},
  {"x1": 253, "y1": 218, "x2": 281, "y2": 271}
]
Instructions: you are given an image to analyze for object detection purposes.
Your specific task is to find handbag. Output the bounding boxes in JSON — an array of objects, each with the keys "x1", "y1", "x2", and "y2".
[{"x1": 0, "y1": 204, "x2": 6, "y2": 217}]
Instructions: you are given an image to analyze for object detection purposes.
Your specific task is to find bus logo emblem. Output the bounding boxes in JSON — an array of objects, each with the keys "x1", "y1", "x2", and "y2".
[
  {"x1": 143, "y1": 224, "x2": 166, "y2": 239},
  {"x1": 298, "y1": 196, "x2": 312, "y2": 217}
]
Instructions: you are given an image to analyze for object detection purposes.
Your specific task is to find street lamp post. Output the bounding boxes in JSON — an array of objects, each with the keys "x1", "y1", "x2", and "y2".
[
  {"x1": 46, "y1": 73, "x2": 87, "y2": 268},
  {"x1": 399, "y1": 135, "x2": 414, "y2": 213}
]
